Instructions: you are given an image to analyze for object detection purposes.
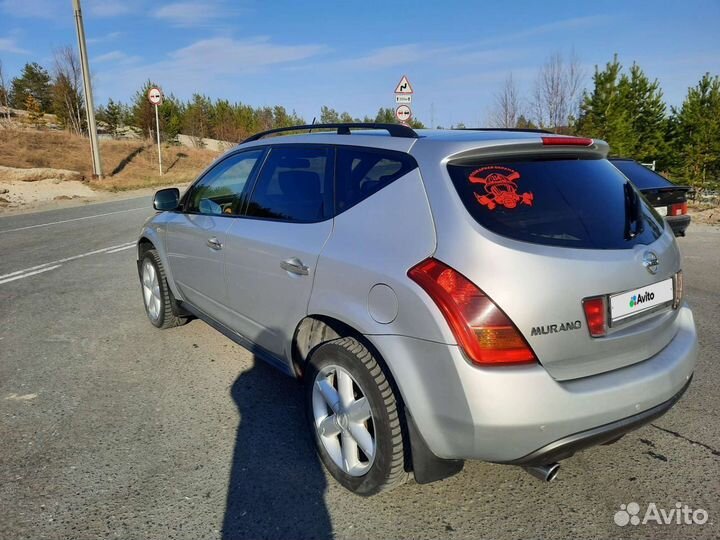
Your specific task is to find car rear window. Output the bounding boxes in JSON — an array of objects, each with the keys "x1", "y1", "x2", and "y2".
[
  {"x1": 335, "y1": 146, "x2": 417, "y2": 214},
  {"x1": 610, "y1": 159, "x2": 673, "y2": 190},
  {"x1": 447, "y1": 158, "x2": 664, "y2": 249}
]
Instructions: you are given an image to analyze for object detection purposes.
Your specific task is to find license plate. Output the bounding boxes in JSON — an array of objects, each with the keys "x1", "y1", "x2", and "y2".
[
  {"x1": 656, "y1": 206, "x2": 668, "y2": 217},
  {"x1": 610, "y1": 278, "x2": 674, "y2": 323}
]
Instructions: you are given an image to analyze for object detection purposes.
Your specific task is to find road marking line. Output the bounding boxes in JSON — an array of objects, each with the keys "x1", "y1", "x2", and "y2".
[
  {"x1": 0, "y1": 241, "x2": 136, "y2": 283},
  {"x1": 105, "y1": 245, "x2": 135, "y2": 254},
  {"x1": 5, "y1": 393, "x2": 38, "y2": 401},
  {"x1": 0, "y1": 265, "x2": 62, "y2": 285},
  {"x1": 0, "y1": 207, "x2": 148, "y2": 234}
]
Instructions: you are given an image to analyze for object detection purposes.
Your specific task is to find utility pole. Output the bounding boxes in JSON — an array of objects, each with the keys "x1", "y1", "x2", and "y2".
[{"x1": 72, "y1": 0, "x2": 102, "y2": 178}]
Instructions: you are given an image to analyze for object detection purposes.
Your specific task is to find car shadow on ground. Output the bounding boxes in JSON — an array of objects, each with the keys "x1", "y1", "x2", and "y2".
[{"x1": 222, "y1": 343, "x2": 333, "y2": 540}]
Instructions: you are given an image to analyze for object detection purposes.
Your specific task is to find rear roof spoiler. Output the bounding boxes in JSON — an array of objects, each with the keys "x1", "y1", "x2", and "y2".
[{"x1": 446, "y1": 138, "x2": 609, "y2": 164}]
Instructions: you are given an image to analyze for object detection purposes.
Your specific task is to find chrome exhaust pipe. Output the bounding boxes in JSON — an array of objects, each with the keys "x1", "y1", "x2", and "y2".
[{"x1": 523, "y1": 462, "x2": 560, "y2": 482}]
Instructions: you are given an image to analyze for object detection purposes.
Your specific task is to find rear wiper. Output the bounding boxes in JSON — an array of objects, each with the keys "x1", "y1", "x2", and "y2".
[{"x1": 623, "y1": 182, "x2": 645, "y2": 240}]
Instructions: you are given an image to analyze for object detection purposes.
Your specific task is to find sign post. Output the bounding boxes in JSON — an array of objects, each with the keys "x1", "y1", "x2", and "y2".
[
  {"x1": 393, "y1": 75, "x2": 413, "y2": 125},
  {"x1": 148, "y1": 87, "x2": 163, "y2": 176}
]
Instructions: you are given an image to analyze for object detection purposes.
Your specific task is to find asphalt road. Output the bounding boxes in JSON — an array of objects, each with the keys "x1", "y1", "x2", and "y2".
[{"x1": 1, "y1": 198, "x2": 718, "y2": 540}]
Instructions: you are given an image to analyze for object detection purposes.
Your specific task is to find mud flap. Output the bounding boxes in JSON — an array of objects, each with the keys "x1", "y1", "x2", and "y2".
[{"x1": 406, "y1": 411, "x2": 464, "y2": 484}]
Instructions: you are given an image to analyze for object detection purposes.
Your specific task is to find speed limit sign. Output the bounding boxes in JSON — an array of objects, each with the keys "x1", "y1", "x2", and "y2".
[{"x1": 148, "y1": 87, "x2": 163, "y2": 106}]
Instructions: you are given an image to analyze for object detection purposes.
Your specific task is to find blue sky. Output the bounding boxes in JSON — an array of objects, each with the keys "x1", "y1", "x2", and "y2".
[{"x1": 1, "y1": 0, "x2": 719, "y2": 127}]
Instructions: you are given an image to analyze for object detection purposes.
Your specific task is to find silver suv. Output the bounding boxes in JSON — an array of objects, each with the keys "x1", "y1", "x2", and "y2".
[{"x1": 137, "y1": 124, "x2": 697, "y2": 495}]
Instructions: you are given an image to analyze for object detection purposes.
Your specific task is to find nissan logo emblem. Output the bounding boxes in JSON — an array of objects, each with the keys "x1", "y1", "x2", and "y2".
[{"x1": 643, "y1": 251, "x2": 659, "y2": 274}]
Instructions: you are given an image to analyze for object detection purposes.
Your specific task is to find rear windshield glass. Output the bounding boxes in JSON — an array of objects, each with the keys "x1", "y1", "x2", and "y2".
[
  {"x1": 447, "y1": 158, "x2": 664, "y2": 249},
  {"x1": 610, "y1": 159, "x2": 673, "y2": 190}
]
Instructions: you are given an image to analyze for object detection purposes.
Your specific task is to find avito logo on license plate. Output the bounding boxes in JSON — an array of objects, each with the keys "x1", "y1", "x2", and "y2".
[{"x1": 610, "y1": 278, "x2": 674, "y2": 323}]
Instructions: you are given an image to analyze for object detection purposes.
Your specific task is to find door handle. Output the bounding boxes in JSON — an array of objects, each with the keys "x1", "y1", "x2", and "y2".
[
  {"x1": 207, "y1": 237, "x2": 223, "y2": 250},
  {"x1": 281, "y1": 257, "x2": 309, "y2": 276}
]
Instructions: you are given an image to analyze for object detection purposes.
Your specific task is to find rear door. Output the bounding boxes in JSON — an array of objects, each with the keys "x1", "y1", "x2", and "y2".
[
  {"x1": 442, "y1": 155, "x2": 682, "y2": 380},
  {"x1": 165, "y1": 149, "x2": 265, "y2": 322},
  {"x1": 223, "y1": 145, "x2": 334, "y2": 359}
]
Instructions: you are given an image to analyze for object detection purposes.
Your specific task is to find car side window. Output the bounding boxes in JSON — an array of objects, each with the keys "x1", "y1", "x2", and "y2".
[
  {"x1": 334, "y1": 147, "x2": 418, "y2": 214},
  {"x1": 244, "y1": 146, "x2": 332, "y2": 223},
  {"x1": 185, "y1": 149, "x2": 265, "y2": 215}
]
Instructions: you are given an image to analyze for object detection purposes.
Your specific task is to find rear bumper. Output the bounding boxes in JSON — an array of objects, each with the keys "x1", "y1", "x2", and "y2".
[
  {"x1": 372, "y1": 305, "x2": 697, "y2": 462},
  {"x1": 501, "y1": 375, "x2": 691, "y2": 465},
  {"x1": 667, "y1": 215, "x2": 691, "y2": 236}
]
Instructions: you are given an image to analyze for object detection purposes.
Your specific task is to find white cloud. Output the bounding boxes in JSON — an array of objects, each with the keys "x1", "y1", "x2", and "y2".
[
  {"x1": 88, "y1": 31, "x2": 122, "y2": 45},
  {"x1": 0, "y1": 36, "x2": 29, "y2": 54},
  {"x1": 331, "y1": 43, "x2": 526, "y2": 72},
  {"x1": 1, "y1": 0, "x2": 138, "y2": 18},
  {"x1": 94, "y1": 36, "x2": 328, "y2": 101},
  {"x1": 87, "y1": 0, "x2": 132, "y2": 17},
  {"x1": 153, "y1": 2, "x2": 224, "y2": 27},
  {"x1": 347, "y1": 44, "x2": 427, "y2": 68},
  {"x1": 160, "y1": 36, "x2": 327, "y2": 75},
  {"x1": 92, "y1": 50, "x2": 139, "y2": 64},
  {"x1": 475, "y1": 15, "x2": 610, "y2": 48}
]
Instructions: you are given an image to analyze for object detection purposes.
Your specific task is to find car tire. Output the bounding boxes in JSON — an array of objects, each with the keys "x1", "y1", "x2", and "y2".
[
  {"x1": 140, "y1": 249, "x2": 187, "y2": 329},
  {"x1": 304, "y1": 337, "x2": 408, "y2": 496}
]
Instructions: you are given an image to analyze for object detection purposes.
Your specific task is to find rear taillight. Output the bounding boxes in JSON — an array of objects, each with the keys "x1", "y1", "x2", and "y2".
[
  {"x1": 582, "y1": 296, "x2": 607, "y2": 337},
  {"x1": 669, "y1": 202, "x2": 688, "y2": 216},
  {"x1": 408, "y1": 258, "x2": 536, "y2": 365},
  {"x1": 673, "y1": 270, "x2": 683, "y2": 309},
  {"x1": 542, "y1": 136, "x2": 593, "y2": 146}
]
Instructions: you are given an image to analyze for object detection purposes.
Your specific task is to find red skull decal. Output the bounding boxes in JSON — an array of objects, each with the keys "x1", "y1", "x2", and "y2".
[{"x1": 468, "y1": 166, "x2": 533, "y2": 210}]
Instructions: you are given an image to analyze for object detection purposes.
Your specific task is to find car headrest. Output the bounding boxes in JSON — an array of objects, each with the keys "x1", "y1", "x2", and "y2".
[{"x1": 278, "y1": 171, "x2": 321, "y2": 199}]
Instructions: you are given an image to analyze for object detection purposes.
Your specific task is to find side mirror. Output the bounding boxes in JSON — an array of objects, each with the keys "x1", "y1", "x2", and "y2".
[{"x1": 153, "y1": 188, "x2": 180, "y2": 211}]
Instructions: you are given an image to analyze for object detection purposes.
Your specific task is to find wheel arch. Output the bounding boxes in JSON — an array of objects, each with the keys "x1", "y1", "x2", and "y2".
[
  {"x1": 137, "y1": 234, "x2": 188, "y2": 322},
  {"x1": 292, "y1": 313, "x2": 465, "y2": 484},
  {"x1": 137, "y1": 236, "x2": 154, "y2": 259},
  {"x1": 136, "y1": 231, "x2": 183, "y2": 301},
  {"x1": 292, "y1": 315, "x2": 381, "y2": 378}
]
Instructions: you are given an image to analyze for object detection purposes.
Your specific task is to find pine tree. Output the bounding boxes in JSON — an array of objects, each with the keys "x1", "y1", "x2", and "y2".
[
  {"x1": 617, "y1": 63, "x2": 668, "y2": 165},
  {"x1": 319, "y1": 106, "x2": 340, "y2": 124},
  {"x1": 24, "y1": 94, "x2": 44, "y2": 127},
  {"x1": 10, "y1": 62, "x2": 53, "y2": 112},
  {"x1": 183, "y1": 94, "x2": 213, "y2": 143},
  {"x1": 159, "y1": 95, "x2": 183, "y2": 142},
  {"x1": 576, "y1": 55, "x2": 631, "y2": 152},
  {"x1": 374, "y1": 107, "x2": 395, "y2": 123},
  {"x1": 669, "y1": 73, "x2": 720, "y2": 190},
  {"x1": 576, "y1": 55, "x2": 667, "y2": 163},
  {"x1": 101, "y1": 98, "x2": 124, "y2": 138},
  {"x1": 516, "y1": 115, "x2": 538, "y2": 129}
]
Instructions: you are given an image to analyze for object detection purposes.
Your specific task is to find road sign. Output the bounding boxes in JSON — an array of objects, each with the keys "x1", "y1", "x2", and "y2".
[
  {"x1": 147, "y1": 87, "x2": 163, "y2": 175},
  {"x1": 394, "y1": 75, "x2": 413, "y2": 94},
  {"x1": 395, "y1": 105, "x2": 412, "y2": 123},
  {"x1": 395, "y1": 95, "x2": 412, "y2": 104},
  {"x1": 148, "y1": 87, "x2": 163, "y2": 106}
]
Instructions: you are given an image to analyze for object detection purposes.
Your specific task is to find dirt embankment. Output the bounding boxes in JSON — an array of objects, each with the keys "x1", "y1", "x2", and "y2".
[
  {"x1": 0, "y1": 165, "x2": 96, "y2": 208},
  {"x1": 0, "y1": 126, "x2": 220, "y2": 212},
  {"x1": 689, "y1": 205, "x2": 720, "y2": 226}
]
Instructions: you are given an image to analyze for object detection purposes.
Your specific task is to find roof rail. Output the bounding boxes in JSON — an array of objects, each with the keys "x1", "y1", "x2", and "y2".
[
  {"x1": 242, "y1": 122, "x2": 419, "y2": 143},
  {"x1": 452, "y1": 127, "x2": 554, "y2": 134}
]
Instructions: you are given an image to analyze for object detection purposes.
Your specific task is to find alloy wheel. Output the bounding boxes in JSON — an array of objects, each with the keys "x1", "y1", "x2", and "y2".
[
  {"x1": 312, "y1": 364, "x2": 376, "y2": 476},
  {"x1": 142, "y1": 260, "x2": 161, "y2": 321}
]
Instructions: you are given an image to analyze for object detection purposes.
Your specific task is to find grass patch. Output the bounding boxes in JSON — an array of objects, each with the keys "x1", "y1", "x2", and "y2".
[{"x1": 0, "y1": 127, "x2": 220, "y2": 190}]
